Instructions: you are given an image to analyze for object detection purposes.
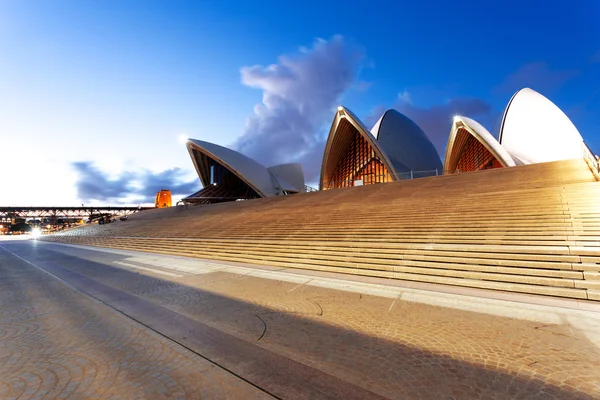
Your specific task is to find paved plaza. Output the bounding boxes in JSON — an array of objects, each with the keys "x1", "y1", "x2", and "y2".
[
  {"x1": 1, "y1": 240, "x2": 600, "y2": 399},
  {"x1": 0, "y1": 241, "x2": 270, "y2": 400}
]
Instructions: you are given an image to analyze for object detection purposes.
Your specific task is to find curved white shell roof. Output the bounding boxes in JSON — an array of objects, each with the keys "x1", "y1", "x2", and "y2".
[
  {"x1": 267, "y1": 163, "x2": 305, "y2": 193},
  {"x1": 187, "y1": 139, "x2": 279, "y2": 197},
  {"x1": 371, "y1": 110, "x2": 442, "y2": 173},
  {"x1": 499, "y1": 88, "x2": 584, "y2": 164},
  {"x1": 444, "y1": 116, "x2": 516, "y2": 173}
]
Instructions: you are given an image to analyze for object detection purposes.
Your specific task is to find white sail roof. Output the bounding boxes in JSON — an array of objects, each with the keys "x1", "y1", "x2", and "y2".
[
  {"x1": 371, "y1": 109, "x2": 442, "y2": 173},
  {"x1": 499, "y1": 88, "x2": 584, "y2": 164},
  {"x1": 187, "y1": 139, "x2": 279, "y2": 197}
]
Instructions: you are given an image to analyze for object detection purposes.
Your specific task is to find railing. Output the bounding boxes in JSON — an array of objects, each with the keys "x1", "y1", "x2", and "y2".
[
  {"x1": 394, "y1": 169, "x2": 441, "y2": 180},
  {"x1": 304, "y1": 185, "x2": 318, "y2": 192},
  {"x1": 321, "y1": 169, "x2": 442, "y2": 190},
  {"x1": 582, "y1": 141, "x2": 600, "y2": 177},
  {"x1": 0, "y1": 206, "x2": 151, "y2": 219}
]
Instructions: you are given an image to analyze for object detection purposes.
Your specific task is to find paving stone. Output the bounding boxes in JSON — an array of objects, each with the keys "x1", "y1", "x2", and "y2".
[
  {"x1": 0, "y1": 245, "x2": 271, "y2": 400},
  {"x1": 3, "y1": 241, "x2": 600, "y2": 399}
]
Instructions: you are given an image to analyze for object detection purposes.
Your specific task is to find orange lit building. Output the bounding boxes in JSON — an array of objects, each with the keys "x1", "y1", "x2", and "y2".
[{"x1": 155, "y1": 190, "x2": 172, "y2": 208}]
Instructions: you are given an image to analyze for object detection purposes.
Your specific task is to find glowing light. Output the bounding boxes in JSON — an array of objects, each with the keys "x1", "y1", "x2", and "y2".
[
  {"x1": 31, "y1": 228, "x2": 42, "y2": 238},
  {"x1": 453, "y1": 115, "x2": 461, "y2": 122},
  {"x1": 178, "y1": 135, "x2": 189, "y2": 144},
  {"x1": 46, "y1": 225, "x2": 51, "y2": 229}
]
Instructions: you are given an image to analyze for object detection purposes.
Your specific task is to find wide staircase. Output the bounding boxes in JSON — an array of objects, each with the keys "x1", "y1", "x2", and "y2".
[{"x1": 44, "y1": 159, "x2": 600, "y2": 301}]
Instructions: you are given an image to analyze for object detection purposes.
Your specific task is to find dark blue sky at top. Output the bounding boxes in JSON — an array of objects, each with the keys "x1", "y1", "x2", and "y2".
[{"x1": 1, "y1": 0, "x2": 599, "y2": 204}]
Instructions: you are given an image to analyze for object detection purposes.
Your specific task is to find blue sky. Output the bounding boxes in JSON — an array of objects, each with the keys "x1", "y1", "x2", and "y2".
[{"x1": 1, "y1": 0, "x2": 598, "y2": 205}]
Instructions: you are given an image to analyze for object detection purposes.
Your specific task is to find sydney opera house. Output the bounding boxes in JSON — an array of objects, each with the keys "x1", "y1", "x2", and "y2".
[
  {"x1": 182, "y1": 87, "x2": 596, "y2": 204},
  {"x1": 39, "y1": 84, "x2": 600, "y2": 400},
  {"x1": 182, "y1": 108, "x2": 444, "y2": 204},
  {"x1": 46, "y1": 87, "x2": 599, "y2": 303}
]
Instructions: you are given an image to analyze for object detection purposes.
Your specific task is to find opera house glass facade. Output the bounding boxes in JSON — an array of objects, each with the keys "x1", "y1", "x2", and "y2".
[
  {"x1": 319, "y1": 107, "x2": 442, "y2": 190},
  {"x1": 444, "y1": 116, "x2": 514, "y2": 175},
  {"x1": 453, "y1": 128, "x2": 503, "y2": 172},
  {"x1": 324, "y1": 118, "x2": 394, "y2": 189}
]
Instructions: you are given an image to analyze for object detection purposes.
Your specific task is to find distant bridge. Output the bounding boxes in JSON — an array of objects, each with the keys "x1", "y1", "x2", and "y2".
[{"x1": 0, "y1": 206, "x2": 154, "y2": 222}]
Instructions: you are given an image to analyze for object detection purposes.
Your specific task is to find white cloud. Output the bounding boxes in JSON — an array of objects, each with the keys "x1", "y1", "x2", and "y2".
[
  {"x1": 71, "y1": 162, "x2": 199, "y2": 205},
  {"x1": 397, "y1": 90, "x2": 412, "y2": 105},
  {"x1": 232, "y1": 35, "x2": 365, "y2": 181}
]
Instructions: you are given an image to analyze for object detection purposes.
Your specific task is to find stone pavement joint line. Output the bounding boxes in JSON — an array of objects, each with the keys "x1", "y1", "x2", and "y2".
[
  {"x1": 0, "y1": 245, "x2": 273, "y2": 400},
  {"x1": 3, "y1": 240, "x2": 600, "y2": 399}
]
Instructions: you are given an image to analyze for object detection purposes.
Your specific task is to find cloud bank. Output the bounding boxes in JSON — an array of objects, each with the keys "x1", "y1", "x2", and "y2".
[
  {"x1": 396, "y1": 96, "x2": 496, "y2": 156},
  {"x1": 233, "y1": 35, "x2": 365, "y2": 181},
  {"x1": 72, "y1": 162, "x2": 198, "y2": 203}
]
